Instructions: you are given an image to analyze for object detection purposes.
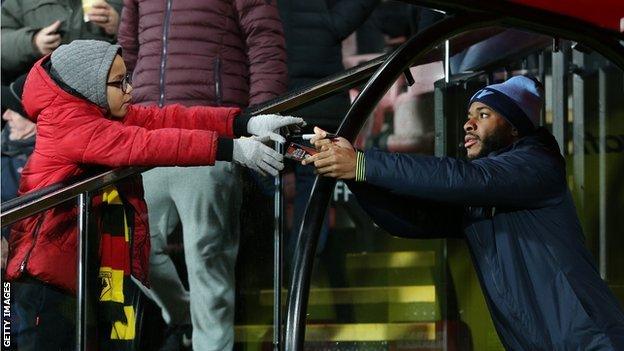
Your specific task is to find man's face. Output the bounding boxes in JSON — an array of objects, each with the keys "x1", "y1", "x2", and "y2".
[
  {"x1": 2, "y1": 108, "x2": 35, "y2": 140},
  {"x1": 464, "y1": 102, "x2": 517, "y2": 159},
  {"x1": 106, "y1": 55, "x2": 132, "y2": 119}
]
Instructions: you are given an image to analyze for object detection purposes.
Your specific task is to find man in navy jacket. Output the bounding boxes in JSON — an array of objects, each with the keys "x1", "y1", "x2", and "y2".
[{"x1": 303, "y1": 76, "x2": 624, "y2": 350}]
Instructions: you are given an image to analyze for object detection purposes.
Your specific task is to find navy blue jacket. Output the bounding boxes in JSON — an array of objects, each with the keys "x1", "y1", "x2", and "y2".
[{"x1": 348, "y1": 128, "x2": 624, "y2": 350}]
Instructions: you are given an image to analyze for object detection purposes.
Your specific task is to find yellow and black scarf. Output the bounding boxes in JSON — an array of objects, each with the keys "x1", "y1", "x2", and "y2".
[{"x1": 99, "y1": 186, "x2": 137, "y2": 350}]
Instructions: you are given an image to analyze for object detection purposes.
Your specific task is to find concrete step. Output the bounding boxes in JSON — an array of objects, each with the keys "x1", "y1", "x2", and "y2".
[
  {"x1": 345, "y1": 251, "x2": 436, "y2": 270},
  {"x1": 340, "y1": 266, "x2": 437, "y2": 288},
  {"x1": 259, "y1": 285, "x2": 436, "y2": 306},
  {"x1": 307, "y1": 302, "x2": 439, "y2": 323},
  {"x1": 235, "y1": 322, "x2": 438, "y2": 343}
]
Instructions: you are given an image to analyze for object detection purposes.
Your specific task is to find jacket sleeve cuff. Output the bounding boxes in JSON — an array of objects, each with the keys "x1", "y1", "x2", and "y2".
[
  {"x1": 216, "y1": 138, "x2": 233, "y2": 161},
  {"x1": 233, "y1": 113, "x2": 252, "y2": 138},
  {"x1": 355, "y1": 150, "x2": 366, "y2": 182}
]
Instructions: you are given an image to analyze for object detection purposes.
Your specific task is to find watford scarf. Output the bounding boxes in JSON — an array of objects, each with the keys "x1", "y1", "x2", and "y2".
[{"x1": 99, "y1": 186, "x2": 136, "y2": 350}]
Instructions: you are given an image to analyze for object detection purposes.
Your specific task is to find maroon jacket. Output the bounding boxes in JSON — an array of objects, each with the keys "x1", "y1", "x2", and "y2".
[
  {"x1": 5, "y1": 56, "x2": 242, "y2": 293},
  {"x1": 118, "y1": 0, "x2": 288, "y2": 108}
]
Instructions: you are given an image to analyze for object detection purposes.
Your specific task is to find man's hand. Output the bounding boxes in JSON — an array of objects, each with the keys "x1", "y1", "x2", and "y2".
[
  {"x1": 302, "y1": 127, "x2": 357, "y2": 179},
  {"x1": 247, "y1": 114, "x2": 305, "y2": 144},
  {"x1": 87, "y1": 2, "x2": 120, "y2": 35},
  {"x1": 33, "y1": 20, "x2": 62, "y2": 55}
]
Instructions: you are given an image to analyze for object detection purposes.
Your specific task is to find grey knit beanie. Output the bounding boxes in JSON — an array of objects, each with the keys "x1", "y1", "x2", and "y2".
[{"x1": 50, "y1": 40, "x2": 121, "y2": 108}]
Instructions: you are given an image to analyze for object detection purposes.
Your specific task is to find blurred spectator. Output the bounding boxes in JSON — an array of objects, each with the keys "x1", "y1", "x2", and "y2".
[
  {"x1": 1, "y1": 74, "x2": 31, "y2": 275},
  {"x1": 278, "y1": 0, "x2": 378, "y2": 261},
  {"x1": 1, "y1": 75, "x2": 31, "y2": 351},
  {"x1": 1, "y1": 0, "x2": 122, "y2": 83},
  {"x1": 1, "y1": 74, "x2": 33, "y2": 204},
  {"x1": 118, "y1": 1, "x2": 287, "y2": 349},
  {"x1": 450, "y1": 29, "x2": 548, "y2": 75},
  {"x1": 385, "y1": 62, "x2": 444, "y2": 154},
  {"x1": 343, "y1": 4, "x2": 445, "y2": 153},
  {"x1": 356, "y1": 3, "x2": 444, "y2": 54},
  {"x1": 279, "y1": 0, "x2": 378, "y2": 133}
]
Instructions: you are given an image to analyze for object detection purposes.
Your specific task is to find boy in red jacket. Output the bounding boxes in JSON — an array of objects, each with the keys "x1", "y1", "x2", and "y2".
[{"x1": 4, "y1": 40, "x2": 302, "y2": 350}]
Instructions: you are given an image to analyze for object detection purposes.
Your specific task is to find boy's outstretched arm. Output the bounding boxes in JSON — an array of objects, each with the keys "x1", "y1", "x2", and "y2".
[
  {"x1": 57, "y1": 109, "x2": 229, "y2": 167},
  {"x1": 122, "y1": 104, "x2": 243, "y2": 137},
  {"x1": 123, "y1": 105, "x2": 305, "y2": 141}
]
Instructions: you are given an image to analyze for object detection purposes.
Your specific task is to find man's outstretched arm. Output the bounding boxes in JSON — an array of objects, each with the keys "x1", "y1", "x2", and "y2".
[{"x1": 304, "y1": 127, "x2": 566, "y2": 209}]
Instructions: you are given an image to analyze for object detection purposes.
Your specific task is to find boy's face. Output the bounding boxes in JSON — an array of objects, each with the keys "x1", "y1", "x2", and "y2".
[{"x1": 106, "y1": 55, "x2": 132, "y2": 119}]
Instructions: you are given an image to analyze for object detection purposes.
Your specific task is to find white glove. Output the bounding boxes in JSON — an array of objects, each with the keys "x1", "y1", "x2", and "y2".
[
  {"x1": 232, "y1": 136, "x2": 284, "y2": 176},
  {"x1": 247, "y1": 114, "x2": 306, "y2": 143}
]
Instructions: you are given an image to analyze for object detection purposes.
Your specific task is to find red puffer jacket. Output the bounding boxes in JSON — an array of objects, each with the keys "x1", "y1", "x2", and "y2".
[
  {"x1": 118, "y1": 0, "x2": 288, "y2": 108},
  {"x1": 5, "y1": 56, "x2": 242, "y2": 293}
]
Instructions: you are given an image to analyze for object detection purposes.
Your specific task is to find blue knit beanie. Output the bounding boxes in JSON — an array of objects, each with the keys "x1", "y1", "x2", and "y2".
[{"x1": 469, "y1": 76, "x2": 544, "y2": 136}]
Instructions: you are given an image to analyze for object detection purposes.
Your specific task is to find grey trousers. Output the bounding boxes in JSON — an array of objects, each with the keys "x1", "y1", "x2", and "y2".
[{"x1": 140, "y1": 164, "x2": 242, "y2": 351}]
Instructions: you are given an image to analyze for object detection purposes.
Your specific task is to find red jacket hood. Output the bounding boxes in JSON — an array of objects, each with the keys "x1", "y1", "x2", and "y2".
[{"x1": 23, "y1": 56, "x2": 106, "y2": 123}]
